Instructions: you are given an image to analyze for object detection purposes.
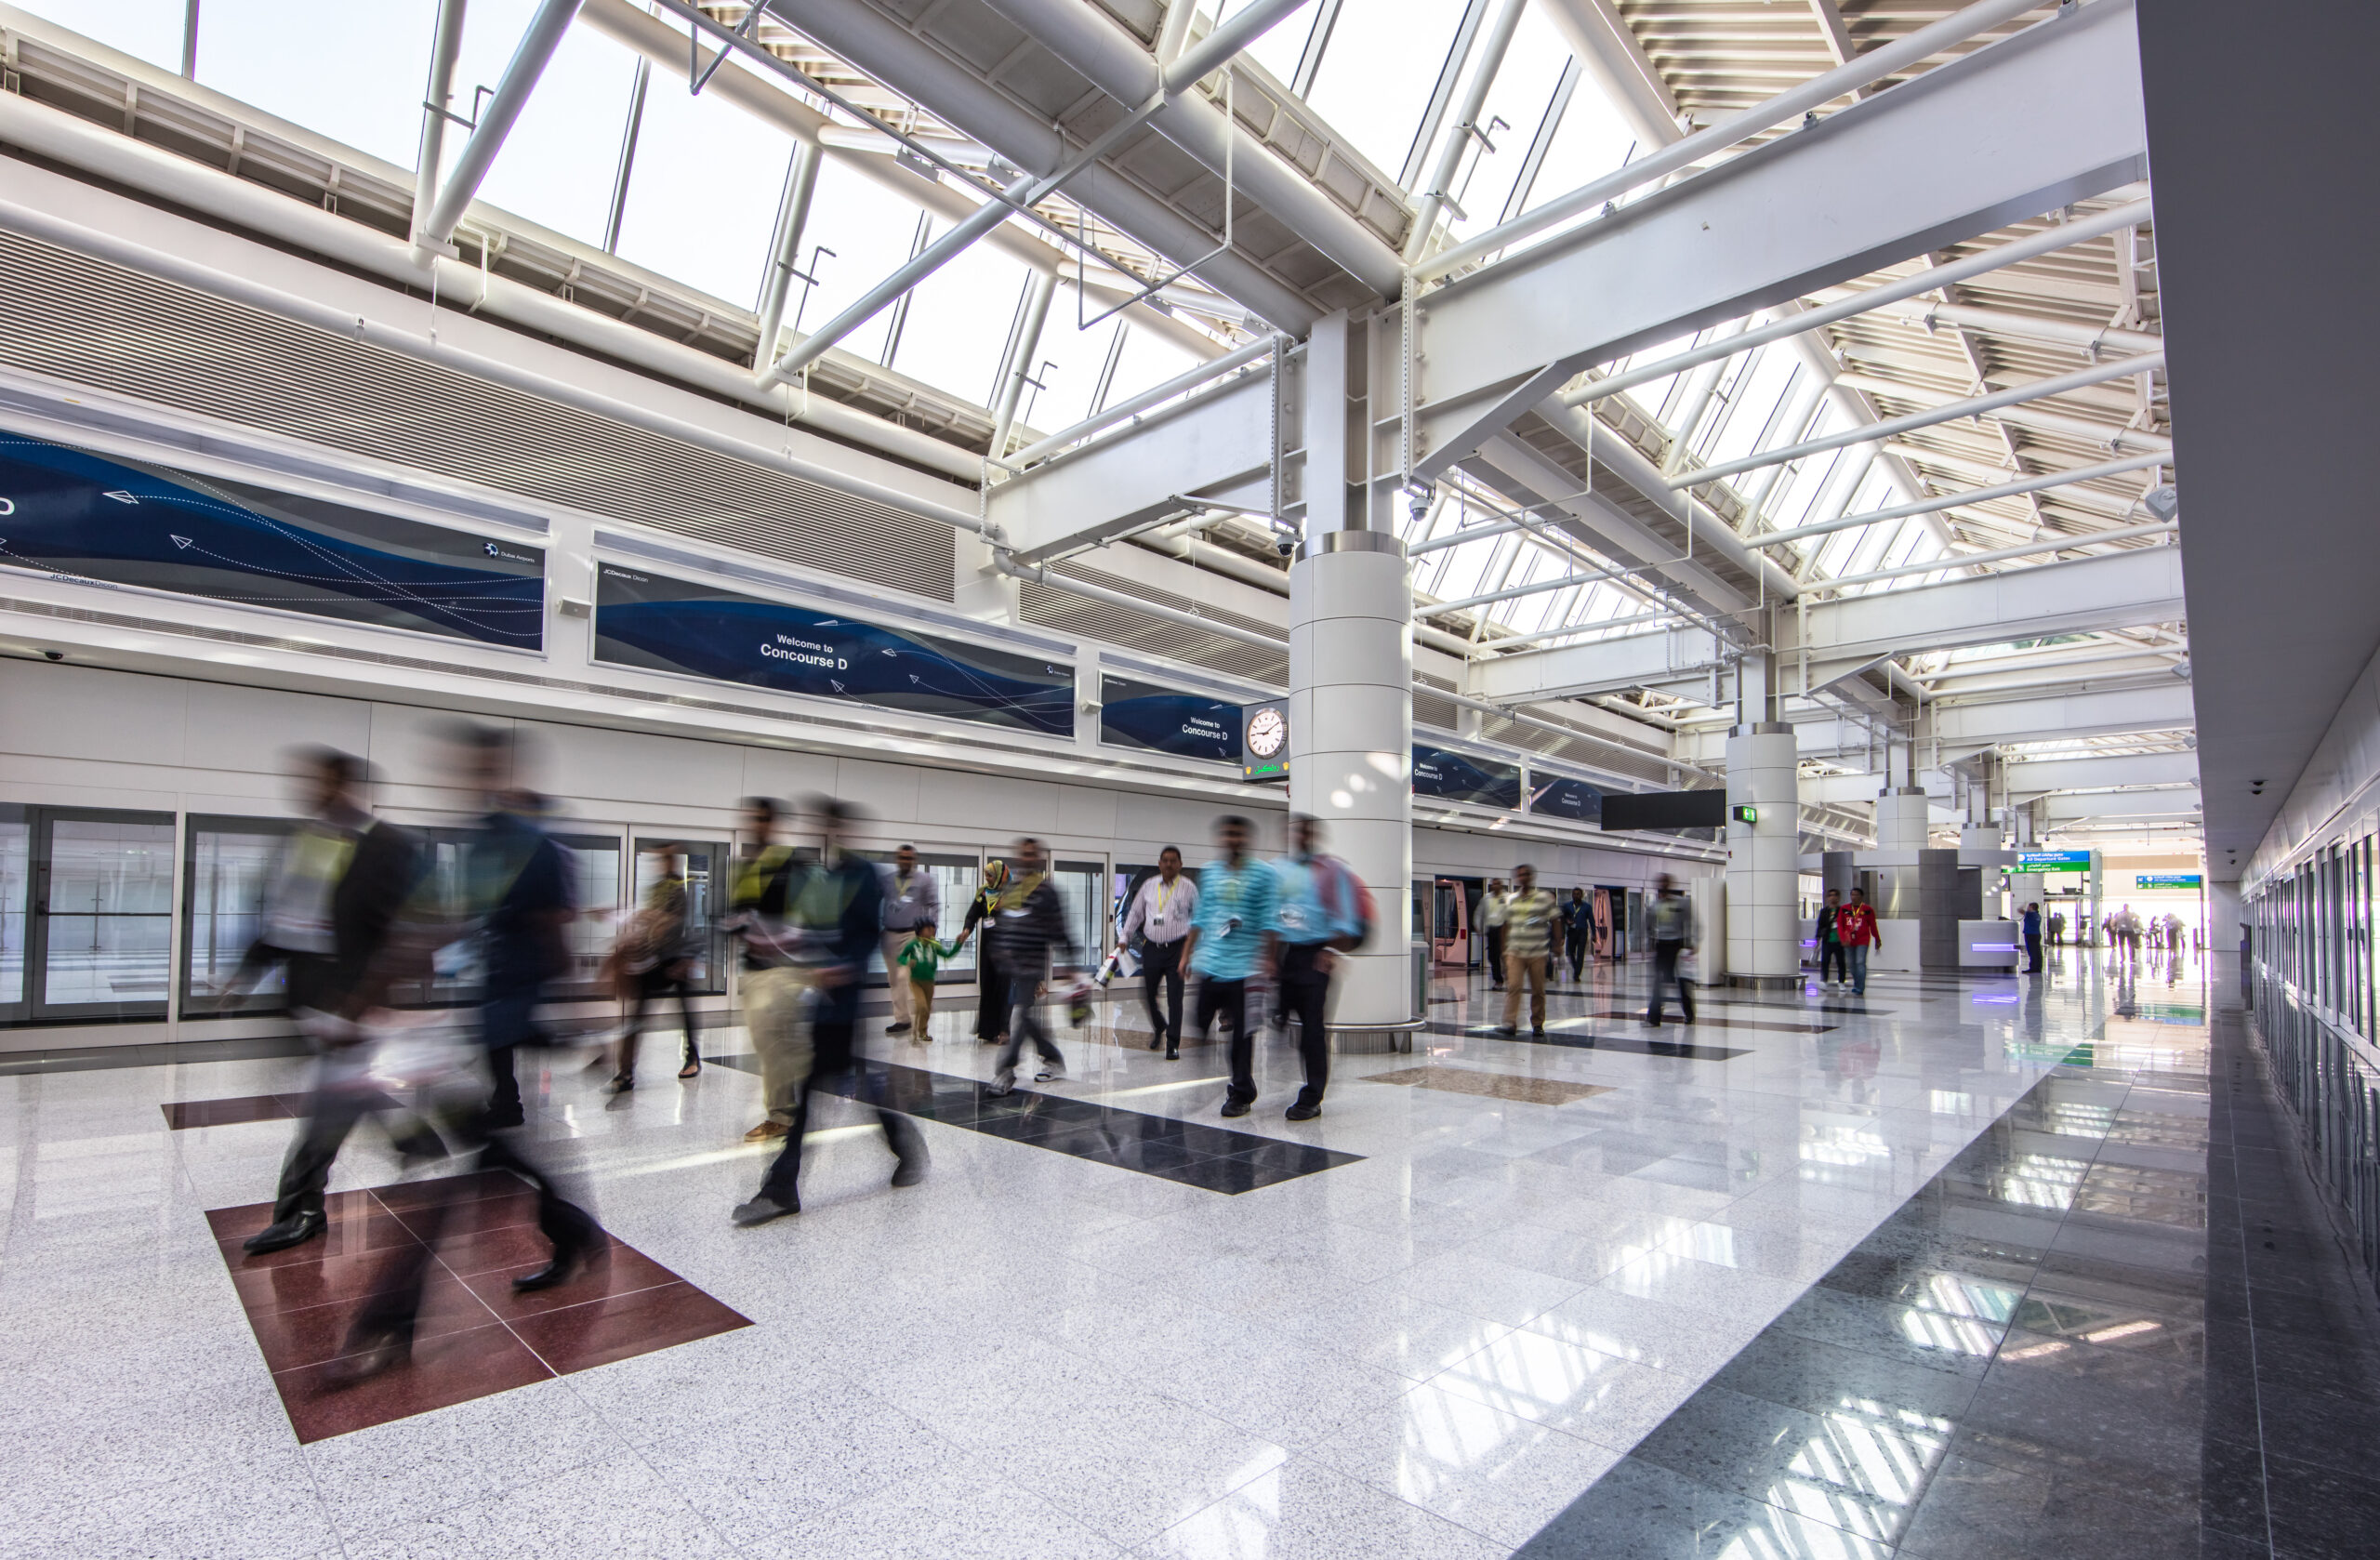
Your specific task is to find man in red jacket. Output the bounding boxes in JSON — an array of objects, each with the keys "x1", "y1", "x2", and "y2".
[{"x1": 1836, "y1": 887, "x2": 1882, "y2": 996}]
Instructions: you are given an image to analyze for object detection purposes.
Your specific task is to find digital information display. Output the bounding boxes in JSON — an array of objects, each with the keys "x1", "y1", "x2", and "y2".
[
  {"x1": 2016, "y1": 850, "x2": 2095, "y2": 871},
  {"x1": 594, "y1": 564, "x2": 1074, "y2": 736},
  {"x1": 2135, "y1": 872, "x2": 2203, "y2": 890},
  {"x1": 1412, "y1": 744, "x2": 1522, "y2": 810},
  {"x1": 1099, "y1": 673, "x2": 1241, "y2": 763},
  {"x1": 1529, "y1": 775, "x2": 1604, "y2": 824},
  {"x1": 0, "y1": 431, "x2": 544, "y2": 648}
]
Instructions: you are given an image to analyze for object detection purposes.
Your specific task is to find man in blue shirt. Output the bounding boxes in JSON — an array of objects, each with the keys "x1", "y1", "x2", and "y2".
[
  {"x1": 1183, "y1": 815, "x2": 1276, "y2": 1118},
  {"x1": 2022, "y1": 900, "x2": 2044, "y2": 975},
  {"x1": 1269, "y1": 814, "x2": 1366, "y2": 1120}
]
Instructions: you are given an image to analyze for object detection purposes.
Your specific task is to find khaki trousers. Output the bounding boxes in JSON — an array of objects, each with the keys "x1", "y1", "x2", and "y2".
[
  {"x1": 881, "y1": 931, "x2": 915, "y2": 1025},
  {"x1": 743, "y1": 966, "x2": 813, "y2": 1126},
  {"x1": 908, "y1": 974, "x2": 934, "y2": 1035},
  {"x1": 1503, "y1": 953, "x2": 1548, "y2": 1030}
]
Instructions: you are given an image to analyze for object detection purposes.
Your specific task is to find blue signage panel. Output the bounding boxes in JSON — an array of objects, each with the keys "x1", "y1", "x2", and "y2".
[
  {"x1": 2016, "y1": 850, "x2": 2094, "y2": 870},
  {"x1": 594, "y1": 564, "x2": 1074, "y2": 735},
  {"x1": 0, "y1": 432, "x2": 543, "y2": 647},
  {"x1": 2135, "y1": 872, "x2": 2203, "y2": 890},
  {"x1": 1529, "y1": 774, "x2": 1604, "y2": 823},
  {"x1": 1412, "y1": 744, "x2": 1522, "y2": 810},
  {"x1": 1099, "y1": 673, "x2": 1240, "y2": 763}
]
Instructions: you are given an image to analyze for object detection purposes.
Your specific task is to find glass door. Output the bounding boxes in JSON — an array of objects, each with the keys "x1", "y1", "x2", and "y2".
[
  {"x1": 1053, "y1": 856, "x2": 1110, "y2": 971},
  {"x1": 855, "y1": 849, "x2": 985, "y2": 984},
  {"x1": 0, "y1": 807, "x2": 27, "y2": 1024},
  {"x1": 553, "y1": 831, "x2": 626, "y2": 1001},
  {"x1": 182, "y1": 814, "x2": 298, "y2": 1015},
  {"x1": 26, "y1": 808, "x2": 177, "y2": 1021}
]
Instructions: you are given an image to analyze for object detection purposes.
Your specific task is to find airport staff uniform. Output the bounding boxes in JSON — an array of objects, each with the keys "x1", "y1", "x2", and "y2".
[{"x1": 1122, "y1": 871, "x2": 1198, "y2": 1055}]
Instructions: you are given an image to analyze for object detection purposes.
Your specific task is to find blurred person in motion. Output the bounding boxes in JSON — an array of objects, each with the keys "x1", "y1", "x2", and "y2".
[
  {"x1": 1269, "y1": 815, "x2": 1369, "y2": 1119},
  {"x1": 1564, "y1": 887, "x2": 1592, "y2": 983},
  {"x1": 985, "y1": 837, "x2": 1074, "y2": 1097},
  {"x1": 604, "y1": 840, "x2": 703, "y2": 1094},
  {"x1": 879, "y1": 843, "x2": 938, "y2": 1036},
  {"x1": 1497, "y1": 863, "x2": 1557, "y2": 1039},
  {"x1": 1121, "y1": 845, "x2": 1197, "y2": 1058},
  {"x1": 893, "y1": 918, "x2": 957, "y2": 1043},
  {"x1": 326, "y1": 724, "x2": 604, "y2": 1382},
  {"x1": 734, "y1": 796, "x2": 925, "y2": 1225},
  {"x1": 235, "y1": 747, "x2": 432, "y2": 1254},
  {"x1": 727, "y1": 798, "x2": 804, "y2": 1144},
  {"x1": 1481, "y1": 878, "x2": 1509, "y2": 988},
  {"x1": 1643, "y1": 873, "x2": 1697, "y2": 1027},
  {"x1": 1183, "y1": 815, "x2": 1277, "y2": 1119},
  {"x1": 959, "y1": 859, "x2": 1011, "y2": 1047}
]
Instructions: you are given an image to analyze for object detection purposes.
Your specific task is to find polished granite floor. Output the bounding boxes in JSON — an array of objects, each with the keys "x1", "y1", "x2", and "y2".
[{"x1": 2, "y1": 949, "x2": 2375, "y2": 1556}]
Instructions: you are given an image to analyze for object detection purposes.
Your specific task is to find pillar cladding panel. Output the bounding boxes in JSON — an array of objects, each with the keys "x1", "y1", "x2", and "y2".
[
  {"x1": 1876, "y1": 791, "x2": 1931, "y2": 853},
  {"x1": 1289, "y1": 545, "x2": 1414, "y2": 1026},
  {"x1": 1726, "y1": 729, "x2": 1802, "y2": 981}
]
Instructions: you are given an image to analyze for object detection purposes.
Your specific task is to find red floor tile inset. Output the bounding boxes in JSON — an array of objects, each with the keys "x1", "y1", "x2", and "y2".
[{"x1": 207, "y1": 1171, "x2": 748, "y2": 1444}]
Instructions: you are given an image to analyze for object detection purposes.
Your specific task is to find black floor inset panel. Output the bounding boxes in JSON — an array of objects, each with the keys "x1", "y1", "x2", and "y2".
[{"x1": 716, "y1": 1055, "x2": 1361, "y2": 1193}]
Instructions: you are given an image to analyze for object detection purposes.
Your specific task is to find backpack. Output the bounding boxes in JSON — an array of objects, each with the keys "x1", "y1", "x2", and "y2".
[{"x1": 1316, "y1": 855, "x2": 1377, "y2": 952}]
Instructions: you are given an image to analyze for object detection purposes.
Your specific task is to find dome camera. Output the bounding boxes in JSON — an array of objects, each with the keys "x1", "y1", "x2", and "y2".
[
  {"x1": 41, "y1": 649, "x2": 64, "y2": 662},
  {"x1": 1275, "y1": 533, "x2": 1296, "y2": 557}
]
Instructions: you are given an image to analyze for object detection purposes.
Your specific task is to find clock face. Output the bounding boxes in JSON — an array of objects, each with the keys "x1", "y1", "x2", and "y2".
[{"x1": 1247, "y1": 707, "x2": 1287, "y2": 758}]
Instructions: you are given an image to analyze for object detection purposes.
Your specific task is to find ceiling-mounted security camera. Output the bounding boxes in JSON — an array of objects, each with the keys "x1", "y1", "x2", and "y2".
[{"x1": 40, "y1": 649, "x2": 63, "y2": 662}]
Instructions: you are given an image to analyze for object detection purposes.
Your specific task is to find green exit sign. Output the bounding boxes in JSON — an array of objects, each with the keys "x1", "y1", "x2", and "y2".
[{"x1": 1731, "y1": 804, "x2": 1757, "y2": 825}]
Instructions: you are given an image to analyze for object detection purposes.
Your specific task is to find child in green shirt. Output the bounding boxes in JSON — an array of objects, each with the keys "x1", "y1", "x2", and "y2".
[{"x1": 892, "y1": 921, "x2": 959, "y2": 1042}]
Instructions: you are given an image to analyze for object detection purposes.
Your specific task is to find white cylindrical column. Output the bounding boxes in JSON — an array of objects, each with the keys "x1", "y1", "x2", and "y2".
[
  {"x1": 1960, "y1": 823, "x2": 2003, "y2": 853},
  {"x1": 1725, "y1": 725, "x2": 1800, "y2": 985},
  {"x1": 1288, "y1": 531, "x2": 1414, "y2": 1029},
  {"x1": 1876, "y1": 788, "x2": 1931, "y2": 852}
]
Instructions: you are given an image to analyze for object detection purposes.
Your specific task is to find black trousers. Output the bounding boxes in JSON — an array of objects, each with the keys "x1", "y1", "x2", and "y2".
[
  {"x1": 1819, "y1": 940, "x2": 1849, "y2": 983},
  {"x1": 2026, "y1": 933, "x2": 2043, "y2": 973},
  {"x1": 1565, "y1": 929, "x2": 1588, "y2": 982},
  {"x1": 1276, "y1": 942, "x2": 1332, "y2": 1110},
  {"x1": 1141, "y1": 937, "x2": 1185, "y2": 1046},
  {"x1": 973, "y1": 963, "x2": 1011, "y2": 1040},
  {"x1": 1646, "y1": 938, "x2": 1695, "y2": 1024},
  {"x1": 760, "y1": 987, "x2": 922, "y2": 1206},
  {"x1": 621, "y1": 963, "x2": 701, "y2": 1069},
  {"x1": 1487, "y1": 926, "x2": 1506, "y2": 985},
  {"x1": 1199, "y1": 977, "x2": 1252, "y2": 1103},
  {"x1": 270, "y1": 1046, "x2": 439, "y2": 1224}
]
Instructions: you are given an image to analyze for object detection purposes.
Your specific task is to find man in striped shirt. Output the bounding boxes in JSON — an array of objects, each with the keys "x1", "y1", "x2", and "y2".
[{"x1": 1498, "y1": 864, "x2": 1559, "y2": 1038}]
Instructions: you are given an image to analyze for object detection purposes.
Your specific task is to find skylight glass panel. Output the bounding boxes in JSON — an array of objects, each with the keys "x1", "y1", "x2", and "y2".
[
  {"x1": 459, "y1": 4, "x2": 635, "y2": 247},
  {"x1": 1305, "y1": 0, "x2": 1473, "y2": 192},
  {"x1": 1434, "y1": 4, "x2": 1568, "y2": 237},
  {"x1": 890, "y1": 241, "x2": 1032, "y2": 402},
  {"x1": 18, "y1": 0, "x2": 182, "y2": 72},
  {"x1": 1015, "y1": 297, "x2": 1123, "y2": 434},
  {"x1": 787, "y1": 157, "x2": 933, "y2": 367},
  {"x1": 193, "y1": 2, "x2": 433, "y2": 167},
  {"x1": 1702, "y1": 348, "x2": 1797, "y2": 467},
  {"x1": 1213, "y1": 0, "x2": 1322, "y2": 83},
  {"x1": 613, "y1": 74, "x2": 793, "y2": 310},
  {"x1": 1520, "y1": 38, "x2": 1643, "y2": 218}
]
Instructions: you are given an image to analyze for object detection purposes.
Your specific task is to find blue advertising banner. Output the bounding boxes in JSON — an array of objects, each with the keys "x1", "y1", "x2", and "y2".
[
  {"x1": 1412, "y1": 744, "x2": 1522, "y2": 810},
  {"x1": 0, "y1": 431, "x2": 544, "y2": 648},
  {"x1": 1099, "y1": 673, "x2": 1241, "y2": 763},
  {"x1": 594, "y1": 564, "x2": 1074, "y2": 736},
  {"x1": 1529, "y1": 774, "x2": 1604, "y2": 823}
]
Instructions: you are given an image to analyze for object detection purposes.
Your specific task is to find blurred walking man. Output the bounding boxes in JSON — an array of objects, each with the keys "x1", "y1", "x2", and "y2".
[
  {"x1": 1185, "y1": 816, "x2": 1278, "y2": 1119},
  {"x1": 1498, "y1": 864, "x2": 1557, "y2": 1038},
  {"x1": 1643, "y1": 874, "x2": 1697, "y2": 1027},
  {"x1": 1270, "y1": 816, "x2": 1368, "y2": 1119}
]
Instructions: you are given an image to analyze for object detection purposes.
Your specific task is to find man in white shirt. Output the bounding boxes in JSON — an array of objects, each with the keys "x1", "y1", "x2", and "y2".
[
  {"x1": 880, "y1": 844, "x2": 939, "y2": 1035},
  {"x1": 1122, "y1": 846, "x2": 1199, "y2": 1058}
]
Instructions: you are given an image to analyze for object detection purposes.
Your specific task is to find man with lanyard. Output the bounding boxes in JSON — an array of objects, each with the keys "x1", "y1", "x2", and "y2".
[
  {"x1": 1270, "y1": 816, "x2": 1366, "y2": 1119},
  {"x1": 879, "y1": 843, "x2": 938, "y2": 1037},
  {"x1": 1498, "y1": 864, "x2": 1557, "y2": 1038},
  {"x1": 728, "y1": 797, "x2": 805, "y2": 1144},
  {"x1": 1817, "y1": 889, "x2": 1850, "y2": 989},
  {"x1": 1564, "y1": 887, "x2": 1592, "y2": 983},
  {"x1": 1480, "y1": 879, "x2": 1509, "y2": 988},
  {"x1": 236, "y1": 747, "x2": 430, "y2": 1255},
  {"x1": 1121, "y1": 845, "x2": 1198, "y2": 1058},
  {"x1": 1183, "y1": 815, "x2": 1278, "y2": 1119},
  {"x1": 2022, "y1": 900, "x2": 2044, "y2": 975},
  {"x1": 1643, "y1": 873, "x2": 1697, "y2": 1027},
  {"x1": 736, "y1": 797, "x2": 925, "y2": 1226},
  {"x1": 327, "y1": 727, "x2": 604, "y2": 1382},
  {"x1": 1838, "y1": 886, "x2": 1882, "y2": 996}
]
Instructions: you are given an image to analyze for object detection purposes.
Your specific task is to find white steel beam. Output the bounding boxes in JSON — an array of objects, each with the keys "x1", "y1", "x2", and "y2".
[
  {"x1": 1678, "y1": 681, "x2": 2199, "y2": 763},
  {"x1": 2043, "y1": 787, "x2": 2201, "y2": 822},
  {"x1": 2007, "y1": 749, "x2": 2200, "y2": 795},
  {"x1": 414, "y1": 0, "x2": 583, "y2": 256},
  {"x1": 1410, "y1": 0, "x2": 2147, "y2": 475}
]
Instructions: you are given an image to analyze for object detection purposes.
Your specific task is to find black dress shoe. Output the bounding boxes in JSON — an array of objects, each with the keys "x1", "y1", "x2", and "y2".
[
  {"x1": 1285, "y1": 1104, "x2": 1320, "y2": 1122},
  {"x1": 512, "y1": 1236, "x2": 608, "y2": 1293},
  {"x1": 1220, "y1": 1099, "x2": 1252, "y2": 1118},
  {"x1": 1165, "y1": 1046, "x2": 1180, "y2": 1060},
  {"x1": 323, "y1": 1329, "x2": 411, "y2": 1387},
  {"x1": 483, "y1": 1105, "x2": 526, "y2": 1130},
  {"x1": 1147, "y1": 1035, "x2": 1161, "y2": 1051},
  {"x1": 243, "y1": 1210, "x2": 326, "y2": 1255}
]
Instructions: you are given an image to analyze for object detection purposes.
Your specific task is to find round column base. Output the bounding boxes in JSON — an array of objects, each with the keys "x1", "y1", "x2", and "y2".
[
  {"x1": 1328, "y1": 1020, "x2": 1423, "y2": 1053},
  {"x1": 1726, "y1": 972, "x2": 1803, "y2": 990}
]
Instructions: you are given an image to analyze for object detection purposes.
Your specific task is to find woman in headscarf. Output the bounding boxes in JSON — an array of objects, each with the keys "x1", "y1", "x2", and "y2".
[{"x1": 959, "y1": 859, "x2": 1012, "y2": 1045}]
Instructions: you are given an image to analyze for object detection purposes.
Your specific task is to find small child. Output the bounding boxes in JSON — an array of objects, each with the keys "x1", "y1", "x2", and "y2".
[{"x1": 893, "y1": 921, "x2": 959, "y2": 1043}]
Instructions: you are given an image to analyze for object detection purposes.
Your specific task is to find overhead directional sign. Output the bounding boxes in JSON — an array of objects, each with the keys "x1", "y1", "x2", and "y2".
[
  {"x1": 2135, "y1": 872, "x2": 2203, "y2": 890},
  {"x1": 2016, "y1": 850, "x2": 2094, "y2": 871}
]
